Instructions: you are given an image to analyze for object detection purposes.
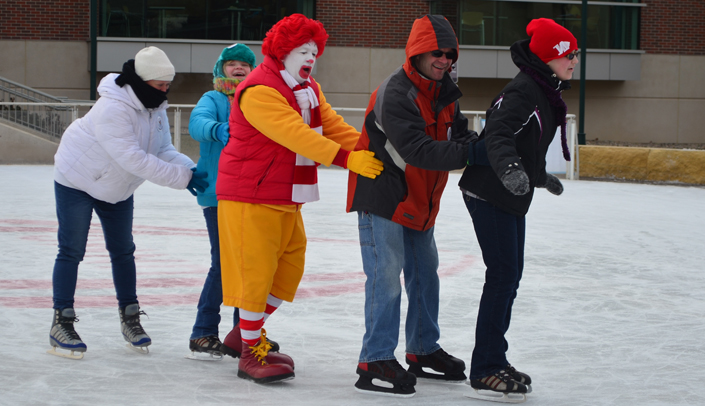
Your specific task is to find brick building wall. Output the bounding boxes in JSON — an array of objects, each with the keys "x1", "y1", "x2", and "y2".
[
  {"x1": 640, "y1": 0, "x2": 705, "y2": 55},
  {"x1": 1, "y1": 0, "x2": 704, "y2": 55},
  {"x1": 316, "y1": 0, "x2": 430, "y2": 48},
  {"x1": 0, "y1": 0, "x2": 89, "y2": 40}
]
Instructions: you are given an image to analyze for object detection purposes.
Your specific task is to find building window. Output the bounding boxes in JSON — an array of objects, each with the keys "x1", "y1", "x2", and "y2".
[
  {"x1": 100, "y1": 0, "x2": 315, "y2": 40},
  {"x1": 450, "y1": 1, "x2": 641, "y2": 50}
]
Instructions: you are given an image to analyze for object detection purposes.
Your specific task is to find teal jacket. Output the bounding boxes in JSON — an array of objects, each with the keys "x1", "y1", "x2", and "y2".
[{"x1": 188, "y1": 90, "x2": 230, "y2": 207}]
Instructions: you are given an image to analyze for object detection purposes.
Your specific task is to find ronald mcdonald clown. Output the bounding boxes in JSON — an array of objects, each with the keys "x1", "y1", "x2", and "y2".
[{"x1": 216, "y1": 14, "x2": 384, "y2": 384}]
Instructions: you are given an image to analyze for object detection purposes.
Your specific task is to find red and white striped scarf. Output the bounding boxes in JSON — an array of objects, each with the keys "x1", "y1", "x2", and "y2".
[{"x1": 280, "y1": 69, "x2": 321, "y2": 203}]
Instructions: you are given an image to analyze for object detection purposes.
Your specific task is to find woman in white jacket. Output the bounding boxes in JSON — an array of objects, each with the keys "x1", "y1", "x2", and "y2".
[{"x1": 48, "y1": 47, "x2": 207, "y2": 359}]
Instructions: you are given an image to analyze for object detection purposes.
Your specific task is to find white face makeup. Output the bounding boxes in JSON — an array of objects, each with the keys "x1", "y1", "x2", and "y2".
[{"x1": 282, "y1": 41, "x2": 318, "y2": 84}]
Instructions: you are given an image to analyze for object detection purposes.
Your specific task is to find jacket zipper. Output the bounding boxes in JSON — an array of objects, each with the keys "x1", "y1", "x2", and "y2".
[{"x1": 253, "y1": 155, "x2": 277, "y2": 195}]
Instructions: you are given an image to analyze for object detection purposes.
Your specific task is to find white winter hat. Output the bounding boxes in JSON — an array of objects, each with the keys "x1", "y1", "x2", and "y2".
[{"x1": 134, "y1": 46, "x2": 175, "y2": 82}]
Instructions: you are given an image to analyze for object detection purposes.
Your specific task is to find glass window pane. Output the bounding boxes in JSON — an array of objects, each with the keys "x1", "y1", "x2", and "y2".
[
  {"x1": 458, "y1": 1, "x2": 640, "y2": 50},
  {"x1": 100, "y1": 0, "x2": 309, "y2": 40},
  {"x1": 102, "y1": 0, "x2": 149, "y2": 37}
]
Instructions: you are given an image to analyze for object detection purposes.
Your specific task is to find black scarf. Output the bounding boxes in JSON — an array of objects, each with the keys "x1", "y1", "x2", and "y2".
[
  {"x1": 115, "y1": 59, "x2": 168, "y2": 109},
  {"x1": 519, "y1": 65, "x2": 571, "y2": 161}
]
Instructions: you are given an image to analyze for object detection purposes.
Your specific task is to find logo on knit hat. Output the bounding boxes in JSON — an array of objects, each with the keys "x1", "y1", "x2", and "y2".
[{"x1": 553, "y1": 41, "x2": 571, "y2": 56}]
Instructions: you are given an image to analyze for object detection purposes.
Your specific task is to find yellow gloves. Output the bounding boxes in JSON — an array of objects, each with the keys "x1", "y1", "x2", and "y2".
[{"x1": 347, "y1": 150, "x2": 384, "y2": 179}]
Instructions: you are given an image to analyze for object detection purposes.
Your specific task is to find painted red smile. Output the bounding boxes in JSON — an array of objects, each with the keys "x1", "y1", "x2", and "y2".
[{"x1": 300, "y1": 66, "x2": 312, "y2": 79}]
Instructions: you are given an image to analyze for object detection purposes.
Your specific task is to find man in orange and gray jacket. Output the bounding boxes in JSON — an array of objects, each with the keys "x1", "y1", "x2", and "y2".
[{"x1": 347, "y1": 14, "x2": 487, "y2": 397}]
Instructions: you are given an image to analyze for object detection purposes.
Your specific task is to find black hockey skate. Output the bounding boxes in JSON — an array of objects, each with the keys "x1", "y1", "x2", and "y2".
[
  {"x1": 119, "y1": 304, "x2": 151, "y2": 354},
  {"x1": 466, "y1": 369, "x2": 529, "y2": 403},
  {"x1": 406, "y1": 348, "x2": 467, "y2": 382},
  {"x1": 186, "y1": 335, "x2": 224, "y2": 361},
  {"x1": 48, "y1": 308, "x2": 87, "y2": 360},
  {"x1": 355, "y1": 359, "x2": 417, "y2": 398},
  {"x1": 506, "y1": 364, "x2": 532, "y2": 388}
]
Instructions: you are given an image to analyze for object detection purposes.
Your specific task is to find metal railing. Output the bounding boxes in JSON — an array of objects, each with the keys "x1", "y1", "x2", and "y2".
[
  {"x1": 0, "y1": 102, "x2": 94, "y2": 142},
  {"x1": 0, "y1": 76, "x2": 86, "y2": 141},
  {"x1": 0, "y1": 101, "x2": 577, "y2": 180}
]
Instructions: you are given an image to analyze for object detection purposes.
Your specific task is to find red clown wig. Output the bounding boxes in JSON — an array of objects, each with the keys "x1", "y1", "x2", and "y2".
[{"x1": 262, "y1": 13, "x2": 328, "y2": 62}]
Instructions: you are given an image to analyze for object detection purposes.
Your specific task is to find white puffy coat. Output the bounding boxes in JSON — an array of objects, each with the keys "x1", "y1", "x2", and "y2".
[{"x1": 54, "y1": 74, "x2": 194, "y2": 204}]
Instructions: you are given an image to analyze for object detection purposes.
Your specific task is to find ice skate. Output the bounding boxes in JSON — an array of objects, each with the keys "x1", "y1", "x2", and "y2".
[
  {"x1": 406, "y1": 347, "x2": 466, "y2": 382},
  {"x1": 221, "y1": 324, "x2": 287, "y2": 366},
  {"x1": 355, "y1": 359, "x2": 417, "y2": 398},
  {"x1": 119, "y1": 304, "x2": 151, "y2": 354},
  {"x1": 465, "y1": 369, "x2": 529, "y2": 403},
  {"x1": 185, "y1": 335, "x2": 224, "y2": 361},
  {"x1": 47, "y1": 308, "x2": 87, "y2": 360},
  {"x1": 237, "y1": 329, "x2": 294, "y2": 384},
  {"x1": 506, "y1": 364, "x2": 532, "y2": 392}
]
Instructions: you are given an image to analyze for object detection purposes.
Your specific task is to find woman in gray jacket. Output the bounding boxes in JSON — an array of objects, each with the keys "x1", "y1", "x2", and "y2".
[{"x1": 48, "y1": 47, "x2": 207, "y2": 359}]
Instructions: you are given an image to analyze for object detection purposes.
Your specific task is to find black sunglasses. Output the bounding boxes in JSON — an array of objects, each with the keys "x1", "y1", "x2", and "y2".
[
  {"x1": 430, "y1": 50, "x2": 457, "y2": 59},
  {"x1": 566, "y1": 52, "x2": 579, "y2": 60}
]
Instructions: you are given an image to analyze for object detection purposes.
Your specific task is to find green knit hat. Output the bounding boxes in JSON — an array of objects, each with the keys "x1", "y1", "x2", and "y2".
[{"x1": 213, "y1": 43, "x2": 257, "y2": 78}]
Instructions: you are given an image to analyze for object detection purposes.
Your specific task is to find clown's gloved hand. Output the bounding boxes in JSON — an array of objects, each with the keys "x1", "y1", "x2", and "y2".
[
  {"x1": 347, "y1": 150, "x2": 384, "y2": 179},
  {"x1": 186, "y1": 168, "x2": 208, "y2": 196},
  {"x1": 537, "y1": 173, "x2": 563, "y2": 196},
  {"x1": 216, "y1": 123, "x2": 230, "y2": 146},
  {"x1": 500, "y1": 164, "x2": 530, "y2": 196}
]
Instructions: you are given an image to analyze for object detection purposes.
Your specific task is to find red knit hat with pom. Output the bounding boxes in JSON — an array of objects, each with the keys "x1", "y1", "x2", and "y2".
[{"x1": 527, "y1": 18, "x2": 578, "y2": 63}]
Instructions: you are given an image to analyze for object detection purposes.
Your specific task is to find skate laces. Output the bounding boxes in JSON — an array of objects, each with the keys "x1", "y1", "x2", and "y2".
[
  {"x1": 249, "y1": 329, "x2": 273, "y2": 365},
  {"x1": 382, "y1": 359, "x2": 407, "y2": 376},
  {"x1": 124, "y1": 310, "x2": 148, "y2": 336},
  {"x1": 388, "y1": 359, "x2": 405, "y2": 371},
  {"x1": 58, "y1": 313, "x2": 79, "y2": 324},
  {"x1": 57, "y1": 314, "x2": 81, "y2": 340}
]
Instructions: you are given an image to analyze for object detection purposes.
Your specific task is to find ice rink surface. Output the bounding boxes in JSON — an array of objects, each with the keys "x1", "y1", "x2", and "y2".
[{"x1": 1, "y1": 165, "x2": 704, "y2": 406}]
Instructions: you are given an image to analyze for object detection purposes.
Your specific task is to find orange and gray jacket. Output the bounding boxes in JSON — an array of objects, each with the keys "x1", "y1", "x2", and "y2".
[{"x1": 346, "y1": 14, "x2": 477, "y2": 231}]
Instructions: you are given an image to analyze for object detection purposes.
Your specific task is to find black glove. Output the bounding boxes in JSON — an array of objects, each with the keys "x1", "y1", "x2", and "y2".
[
  {"x1": 186, "y1": 168, "x2": 208, "y2": 196},
  {"x1": 467, "y1": 138, "x2": 490, "y2": 166},
  {"x1": 537, "y1": 173, "x2": 563, "y2": 196},
  {"x1": 500, "y1": 164, "x2": 530, "y2": 196}
]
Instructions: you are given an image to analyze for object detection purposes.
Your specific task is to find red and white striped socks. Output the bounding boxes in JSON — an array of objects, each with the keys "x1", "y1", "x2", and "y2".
[{"x1": 239, "y1": 294, "x2": 283, "y2": 347}]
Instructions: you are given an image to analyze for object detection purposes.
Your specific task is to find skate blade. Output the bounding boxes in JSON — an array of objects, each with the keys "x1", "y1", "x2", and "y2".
[
  {"x1": 185, "y1": 351, "x2": 223, "y2": 361},
  {"x1": 354, "y1": 386, "x2": 415, "y2": 398},
  {"x1": 413, "y1": 370, "x2": 467, "y2": 384},
  {"x1": 46, "y1": 347, "x2": 84, "y2": 360},
  {"x1": 465, "y1": 388, "x2": 526, "y2": 404},
  {"x1": 354, "y1": 378, "x2": 416, "y2": 398},
  {"x1": 126, "y1": 343, "x2": 150, "y2": 354}
]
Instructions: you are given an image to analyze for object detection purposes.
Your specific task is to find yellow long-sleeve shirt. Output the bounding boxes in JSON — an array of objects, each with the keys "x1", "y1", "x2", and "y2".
[{"x1": 239, "y1": 84, "x2": 360, "y2": 167}]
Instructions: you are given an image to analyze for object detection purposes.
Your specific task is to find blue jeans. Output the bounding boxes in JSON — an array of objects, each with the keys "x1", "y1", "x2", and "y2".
[
  {"x1": 52, "y1": 182, "x2": 137, "y2": 309},
  {"x1": 357, "y1": 211, "x2": 441, "y2": 363},
  {"x1": 190, "y1": 207, "x2": 239, "y2": 340},
  {"x1": 463, "y1": 195, "x2": 525, "y2": 379}
]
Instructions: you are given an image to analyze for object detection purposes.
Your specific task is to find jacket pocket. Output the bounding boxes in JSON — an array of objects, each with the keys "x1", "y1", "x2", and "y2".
[
  {"x1": 94, "y1": 164, "x2": 110, "y2": 181},
  {"x1": 253, "y1": 154, "x2": 277, "y2": 196}
]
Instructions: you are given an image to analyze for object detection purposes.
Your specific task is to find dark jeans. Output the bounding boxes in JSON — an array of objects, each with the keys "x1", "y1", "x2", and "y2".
[
  {"x1": 463, "y1": 194, "x2": 525, "y2": 379},
  {"x1": 52, "y1": 182, "x2": 137, "y2": 309},
  {"x1": 190, "y1": 207, "x2": 239, "y2": 339}
]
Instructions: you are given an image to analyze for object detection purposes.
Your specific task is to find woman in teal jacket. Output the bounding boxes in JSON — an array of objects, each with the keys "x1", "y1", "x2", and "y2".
[{"x1": 187, "y1": 43, "x2": 263, "y2": 358}]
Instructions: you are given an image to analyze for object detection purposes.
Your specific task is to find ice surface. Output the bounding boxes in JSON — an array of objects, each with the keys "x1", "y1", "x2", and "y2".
[{"x1": 1, "y1": 165, "x2": 704, "y2": 405}]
